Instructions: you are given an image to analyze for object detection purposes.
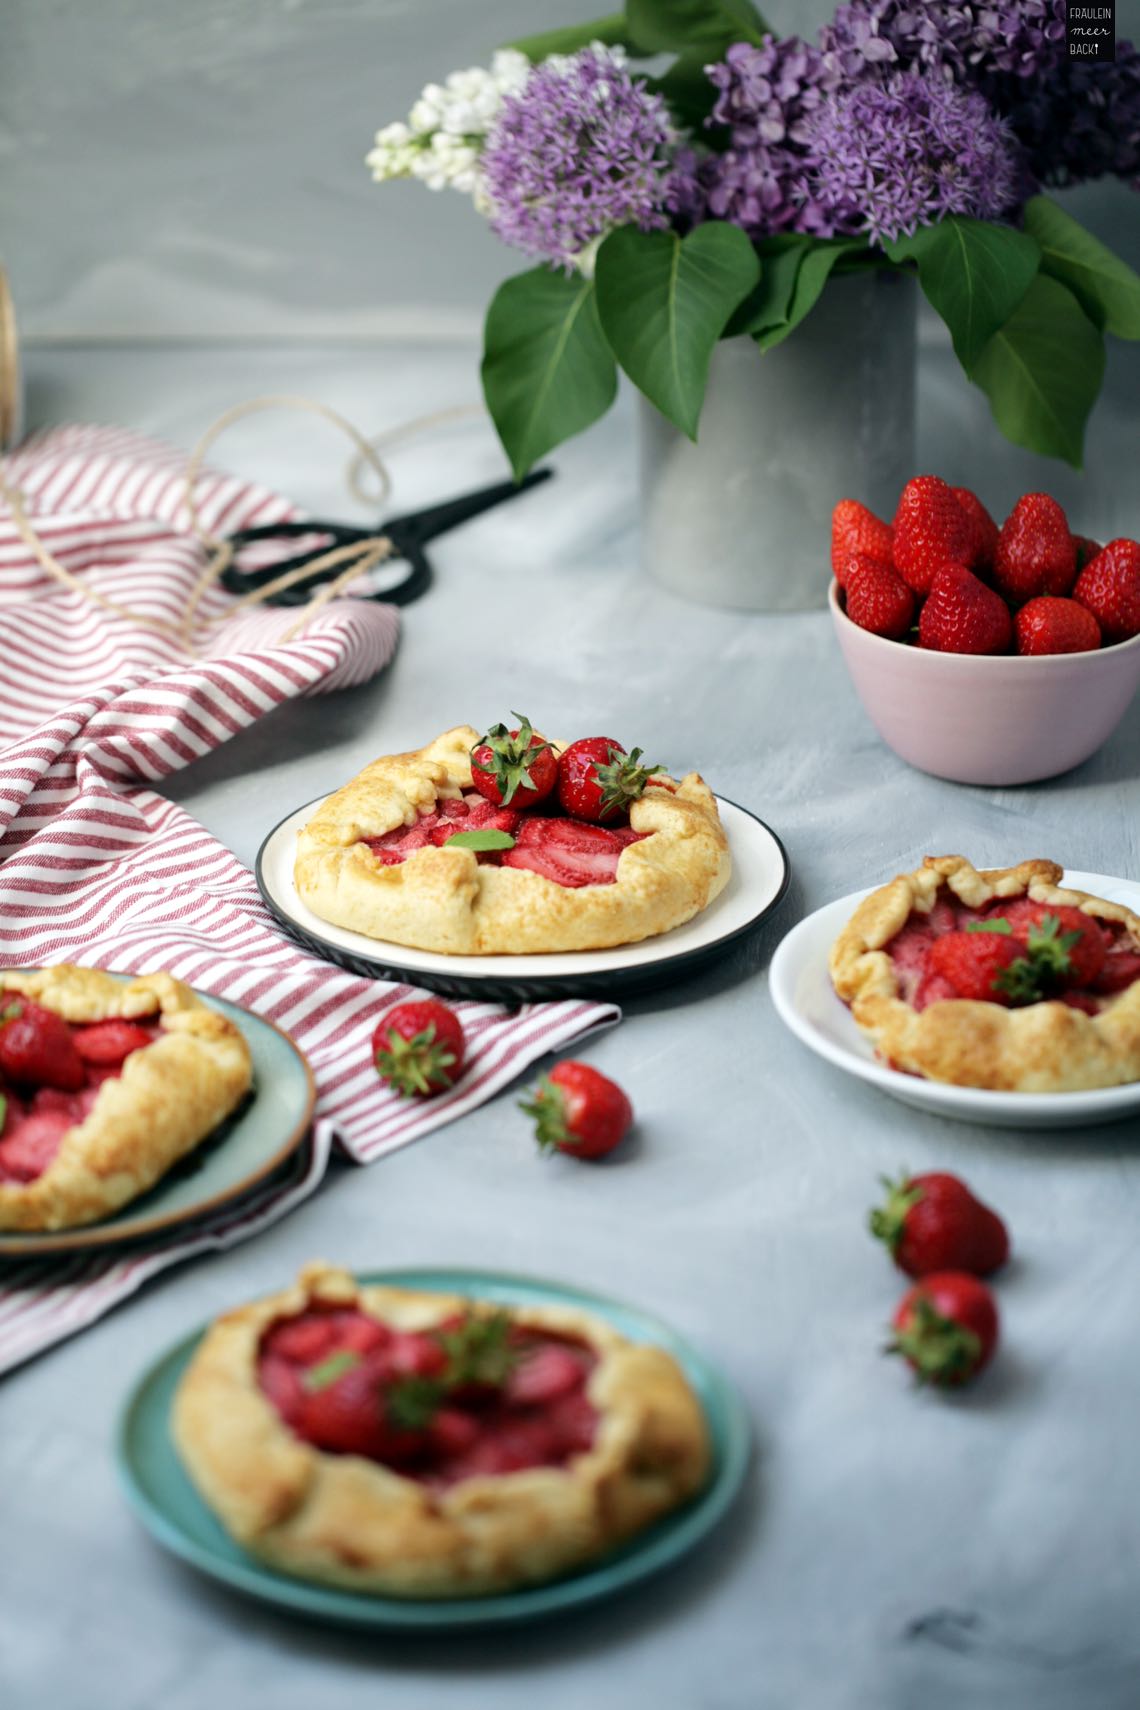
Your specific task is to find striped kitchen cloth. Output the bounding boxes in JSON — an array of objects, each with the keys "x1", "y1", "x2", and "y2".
[{"x1": 0, "y1": 425, "x2": 618, "y2": 1374}]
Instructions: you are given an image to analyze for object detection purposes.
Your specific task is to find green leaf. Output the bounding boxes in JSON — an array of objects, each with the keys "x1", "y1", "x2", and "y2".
[
  {"x1": 727, "y1": 234, "x2": 811, "y2": 337},
  {"x1": 303, "y1": 1351, "x2": 362, "y2": 1393},
  {"x1": 885, "y1": 216, "x2": 1041, "y2": 373},
  {"x1": 443, "y1": 828, "x2": 517, "y2": 852},
  {"x1": 595, "y1": 222, "x2": 760, "y2": 437},
  {"x1": 971, "y1": 274, "x2": 1105, "y2": 469},
  {"x1": 507, "y1": 15, "x2": 634, "y2": 60},
  {"x1": 1023, "y1": 194, "x2": 1140, "y2": 340},
  {"x1": 482, "y1": 268, "x2": 618, "y2": 480},
  {"x1": 965, "y1": 918, "x2": 1013, "y2": 935},
  {"x1": 755, "y1": 239, "x2": 864, "y2": 352},
  {"x1": 625, "y1": 0, "x2": 769, "y2": 55}
]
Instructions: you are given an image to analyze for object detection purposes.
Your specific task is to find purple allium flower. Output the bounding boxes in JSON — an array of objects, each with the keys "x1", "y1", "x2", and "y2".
[
  {"x1": 806, "y1": 67, "x2": 1022, "y2": 244},
  {"x1": 679, "y1": 37, "x2": 850, "y2": 238},
  {"x1": 480, "y1": 46, "x2": 675, "y2": 270}
]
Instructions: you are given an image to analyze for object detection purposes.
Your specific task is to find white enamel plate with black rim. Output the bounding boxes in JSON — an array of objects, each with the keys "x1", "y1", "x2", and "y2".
[{"x1": 256, "y1": 794, "x2": 789, "y2": 1001}]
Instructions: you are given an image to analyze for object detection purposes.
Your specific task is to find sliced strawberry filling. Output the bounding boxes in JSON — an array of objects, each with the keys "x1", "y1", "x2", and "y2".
[
  {"x1": 0, "y1": 1017, "x2": 160, "y2": 1185},
  {"x1": 360, "y1": 793, "x2": 648, "y2": 888},
  {"x1": 258, "y1": 1306, "x2": 598, "y2": 1488},
  {"x1": 879, "y1": 895, "x2": 1139, "y2": 1014}
]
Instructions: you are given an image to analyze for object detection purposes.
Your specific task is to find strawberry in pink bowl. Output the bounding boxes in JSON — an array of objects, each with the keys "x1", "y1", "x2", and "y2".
[{"x1": 829, "y1": 479, "x2": 1140, "y2": 785}]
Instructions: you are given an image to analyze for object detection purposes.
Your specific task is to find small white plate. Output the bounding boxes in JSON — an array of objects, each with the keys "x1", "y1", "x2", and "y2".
[
  {"x1": 770, "y1": 869, "x2": 1140, "y2": 1130},
  {"x1": 257, "y1": 795, "x2": 789, "y2": 1001}
]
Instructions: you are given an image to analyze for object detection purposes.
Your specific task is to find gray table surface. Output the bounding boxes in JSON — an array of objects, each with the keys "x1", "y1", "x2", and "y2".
[{"x1": 3, "y1": 337, "x2": 1139, "y2": 1710}]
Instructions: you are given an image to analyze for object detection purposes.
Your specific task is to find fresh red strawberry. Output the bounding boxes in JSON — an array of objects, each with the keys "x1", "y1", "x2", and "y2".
[
  {"x1": 889, "y1": 1272, "x2": 999, "y2": 1388},
  {"x1": 520, "y1": 1059, "x2": 633, "y2": 1160},
  {"x1": 831, "y1": 498, "x2": 893, "y2": 585},
  {"x1": 998, "y1": 901, "x2": 1108, "y2": 988},
  {"x1": 891, "y1": 475, "x2": 973, "y2": 595},
  {"x1": 844, "y1": 557, "x2": 914, "y2": 640},
  {"x1": 927, "y1": 930, "x2": 1024, "y2": 1004},
  {"x1": 372, "y1": 998, "x2": 465, "y2": 1098},
  {"x1": 557, "y1": 737, "x2": 664, "y2": 823},
  {"x1": 0, "y1": 998, "x2": 85, "y2": 1092},
  {"x1": 386, "y1": 1330, "x2": 450, "y2": 1381},
  {"x1": 992, "y1": 493, "x2": 1077, "y2": 603},
  {"x1": 72, "y1": 1019, "x2": 155, "y2": 1067},
  {"x1": 870, "y1": 1171, "x2": 1009, "y2": 1278},
  {"x1": 1074, "y1": 535, "x2": 1103, "y2": 571},
  {"x1": 505, "y1": 1342, "x2": 586, "y2": 1406},
  {"x1": 470, "y1": 713, "x2": 557, "y2": 808},
  {"x1": 1072, "y1": 539, "x2": 1140, "y2": 645},
  {"x1": 299, "y1": 1359, "x2": 425, "y2": 1462},
  {"x1": 1014, "y1": 595, "x2": 1101, "y2": 656},
  {"x1": 951, "y1": 486, "x2": 999, "y2": 572},
  {"x1": 918, "y1": 564, "x2": 1012, "y2": 655},
  {"x1": 501, "y1": 818, "x2": 630, "y2": 888}
]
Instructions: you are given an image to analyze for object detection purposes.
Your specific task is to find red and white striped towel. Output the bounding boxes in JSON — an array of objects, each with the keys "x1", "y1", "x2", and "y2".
[{"x1": 0, "y1": 425, "x2": 618, "y2": 1375}]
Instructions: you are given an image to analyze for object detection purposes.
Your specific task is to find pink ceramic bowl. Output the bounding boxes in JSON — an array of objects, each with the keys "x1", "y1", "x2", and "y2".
[{"x1": 829, "y1": 579, "x2": 1140, "y2": 785}]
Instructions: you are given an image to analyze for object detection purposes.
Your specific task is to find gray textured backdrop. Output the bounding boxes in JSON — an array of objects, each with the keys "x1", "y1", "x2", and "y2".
[{"x1": 2, "y1": 0, "x2": 1137, "y2": 339}]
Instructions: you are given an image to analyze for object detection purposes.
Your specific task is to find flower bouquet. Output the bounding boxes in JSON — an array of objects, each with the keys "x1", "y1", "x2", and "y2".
[{"x1": 368, "y1": 2, "x2": 1140, "y2": 480}]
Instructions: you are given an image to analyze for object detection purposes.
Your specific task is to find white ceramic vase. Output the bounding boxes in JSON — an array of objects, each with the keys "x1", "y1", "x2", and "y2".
[{"x1": 639, "y1": 270, "x2": 917, "y2": 611}]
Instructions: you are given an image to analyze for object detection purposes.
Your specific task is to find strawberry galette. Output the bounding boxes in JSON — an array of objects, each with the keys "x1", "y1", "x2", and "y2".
[
  {"x1": 0, "y1": 967, "x2": 253, "y2": 1231},
  {"x1": 294, "y1": 720, "x2": 731, "y2": 955},
  {"x1": 830, "y1": 857, "x2": 1140, "y2": 1092},
  {"x1": 173, "y1": 1262, "x2": 711, "y2": 1598}
]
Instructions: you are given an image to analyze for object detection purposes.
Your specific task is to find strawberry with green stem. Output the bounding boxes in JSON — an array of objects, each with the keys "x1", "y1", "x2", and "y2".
[
  {"x1": 470, "y1": 713, "x2": 557, "y2": 808},
  {"x1": 889, "y1": 1272, "x2": 999, "y2": 1388},
  {"x1": 372, "y1": 998, "x2": 465, "y2": 1098},
  {"x1": 521, "y1": 1060, "x2": 633, "y2": 1160},
  {"x1": 930, "y1": 909, "x2": 1105, "y2": 1005},
  {"x1": 557, "y1": 737, "x2": 665, "y2": 824}
]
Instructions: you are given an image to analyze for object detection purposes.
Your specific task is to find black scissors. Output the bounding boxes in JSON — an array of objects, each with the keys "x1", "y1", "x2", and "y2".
[{"x1": 220, "y1": 468, "x2": 553, "y2": 609}]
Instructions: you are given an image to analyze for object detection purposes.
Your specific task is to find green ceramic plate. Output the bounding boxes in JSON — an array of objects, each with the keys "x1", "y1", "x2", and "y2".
[
  {"x1": 117, "y1": 1268, "x2": 752, "y2": 1630},
  {"x1": 0, "y1": 982, "x2": 315, "y2": 1256}
]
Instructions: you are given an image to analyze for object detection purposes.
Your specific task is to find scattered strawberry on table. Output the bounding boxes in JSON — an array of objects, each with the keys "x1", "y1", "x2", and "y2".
[
  {"x1": 888, "y1": 1272, "x2": 1000, "y2": 1388},
  {"x1": 870, "y1": 1171, "x2": 1009, "y2": 1278},
  {"x1": 372, "y1": 998, "x2": 465, "y2": 1098},
  {"x1": 520, "y1": 1060, "x2": 633, "y2": 1161},
  {"x1": 832, "y1": 474, "x2": 1140, "y2": 654}
]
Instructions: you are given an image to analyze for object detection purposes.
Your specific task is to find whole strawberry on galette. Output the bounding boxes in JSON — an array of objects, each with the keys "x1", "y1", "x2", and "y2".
[
  {"x1": 173, "y1": 1261, "x2": 710, "y2": 1598},
  {"x1": 294, "y1": 717, "x2": 731, "y2": 955},
  {"x1": 0, "y1": 967, "x2": 253, "y2": 1231},
  {"x1": 830, "y1": 857, "x2": 1140, "y2": 1092}
]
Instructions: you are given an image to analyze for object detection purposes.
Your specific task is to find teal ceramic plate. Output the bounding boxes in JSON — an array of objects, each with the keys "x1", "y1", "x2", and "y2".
[
  {"x1": 117, "y1": 1268, "x2": 752, "y2": 1631},
  {"x1": 0, "y1": 982, "x2": 315, "y2": 1256}
]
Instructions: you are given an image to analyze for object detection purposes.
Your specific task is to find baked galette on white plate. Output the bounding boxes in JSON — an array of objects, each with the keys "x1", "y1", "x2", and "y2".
[{"x1": 294, "y1": 717, "x2": 731, "y2": 956}]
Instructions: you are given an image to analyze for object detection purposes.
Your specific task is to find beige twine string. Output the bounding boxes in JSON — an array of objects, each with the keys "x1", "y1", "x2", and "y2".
[{"x1": 0, "y1": 394, "x2": 483, "y2": 651}]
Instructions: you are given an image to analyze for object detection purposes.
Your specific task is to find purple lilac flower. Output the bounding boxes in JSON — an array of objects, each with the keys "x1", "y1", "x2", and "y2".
[
  {"x1": 807, "y1": 68, "x2": 1022, "y2": 244},
  {"x1": 820, "y1": 1, "x2": 1140, "y2": 189},
  {"x1": 672, "y1": 37, "x2": 849, "y2": 238},
  {"x1": 480, "y1": 47, "x2": 675, "y2": 270}
]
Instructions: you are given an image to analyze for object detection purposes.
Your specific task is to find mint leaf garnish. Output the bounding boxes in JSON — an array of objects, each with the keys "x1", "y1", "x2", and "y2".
[
  {"x1": 444, "y1": 829, "x2": 517, "y2": 852},
  {"x1": 302, "y1": 1350, "x2": 361, "y2": 1392}
]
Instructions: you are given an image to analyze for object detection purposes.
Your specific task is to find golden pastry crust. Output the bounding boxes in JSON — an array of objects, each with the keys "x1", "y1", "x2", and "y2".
[
  {"x1": 830, "y1": 856, "x2": 1140, "y2": 1092},
  {"x1": 293, "y1": 726, "x2": 732, "y2": 955},
  {"x1": 0, "y1": 968, "x2": 253, "y2": 1231},
  {"x1": 173, "y1": 1261, "x2": 712, "y2": 1599}
]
